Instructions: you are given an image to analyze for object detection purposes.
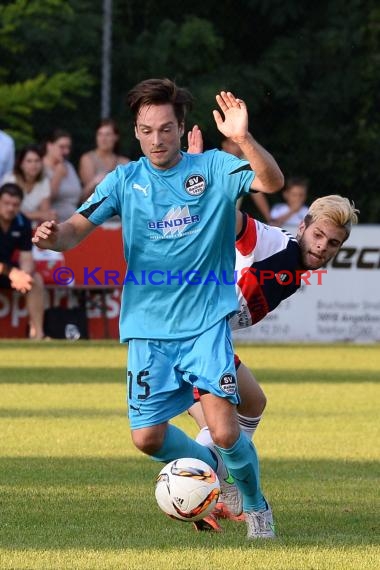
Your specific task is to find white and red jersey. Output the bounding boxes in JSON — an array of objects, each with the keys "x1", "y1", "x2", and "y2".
[{"x1": 230, "y1": 212, "x2": 302, "y2": 330}]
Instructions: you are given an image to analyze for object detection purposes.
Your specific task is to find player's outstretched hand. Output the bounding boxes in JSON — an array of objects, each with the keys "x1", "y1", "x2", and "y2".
[
  {"x1": 187, "y1": 125, "x2": 204, "y2": 154},
  {"x1": 213, "y1": 91, "x2": 249, "y2": 142},
  {"x1": 32, "y1": 220, "x2": 59, "y2": 249}
]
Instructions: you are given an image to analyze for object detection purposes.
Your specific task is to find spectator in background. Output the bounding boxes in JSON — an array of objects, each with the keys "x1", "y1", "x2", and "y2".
[
  {"x1": 270, "y1": 176, "x2": 309, "y2": 226},
  {"x1": 2, "y1": 144, "x2": 55, "y2": 224},
  {"x1": 0, "y1": 183, "x2": 45, "y2": 339},
  {"x1": 79, "y1": 119, "x2": 130, "y2": 201},
  {"x1": 0, "y1": 129, "x2": 15, "y2": 179},
  {"x1": 221, "y1": 136, "x2": 271, "y2": 223},
  {"x1": 43, "y1": 129, "x2": 82, "y2": 222}
]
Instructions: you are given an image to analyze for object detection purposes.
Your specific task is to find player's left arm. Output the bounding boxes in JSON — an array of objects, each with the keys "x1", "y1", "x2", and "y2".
[
  {"x1": 18, "y1": 251, "x2": 35, "y2": 275},
  {"x1": 213, "y1": 91, "x2": 284, "y2": 193}
]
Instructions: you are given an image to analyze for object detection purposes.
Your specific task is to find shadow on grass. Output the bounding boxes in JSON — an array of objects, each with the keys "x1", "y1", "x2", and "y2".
[
  {"x1": 0, "y1": 456, "x2": 378, "y2": 550},
  {"x1": 0, "y1": 367, "x2": 124, "y2": 384},
  {"x1": 0, "y1": 408, "x2": 126, "y2": 418},
  {"x1": 254, "y1": 369, "x2": 380, "y2": 383},
  {"x1": 1, "y1": 366, "x2": 379, "y2": 384}
]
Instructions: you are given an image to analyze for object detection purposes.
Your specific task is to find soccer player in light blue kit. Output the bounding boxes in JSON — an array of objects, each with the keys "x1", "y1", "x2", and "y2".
[{"x1": 32, "y1": 78, "x2": 284, "y2": 539}]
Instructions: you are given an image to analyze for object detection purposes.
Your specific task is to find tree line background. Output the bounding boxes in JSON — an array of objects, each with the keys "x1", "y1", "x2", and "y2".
[{"x1": 1, "y1": 0, "x2": 379, "y2": 221}]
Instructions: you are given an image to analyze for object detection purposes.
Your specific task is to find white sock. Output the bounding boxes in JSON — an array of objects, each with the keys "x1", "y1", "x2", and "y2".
[
  {"x1": 237, "y1": 413, "x2": 263, "y2": 439},
  {"x1": 195, "y1": 426, "x2": 214, "y2": 447},
  {"x1": 196, "y1": 415, "x2": 263, "y2": 446}
]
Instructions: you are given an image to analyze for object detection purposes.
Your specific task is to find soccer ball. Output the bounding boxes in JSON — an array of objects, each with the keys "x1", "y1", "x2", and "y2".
[{"x1": 155, "y1": 458, "x2": 220, "y2": 522}]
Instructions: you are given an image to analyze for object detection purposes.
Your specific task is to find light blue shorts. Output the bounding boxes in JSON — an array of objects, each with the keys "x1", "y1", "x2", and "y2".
[{"x1": 126, "y1": 318, "x2": 238, "y2": 429}]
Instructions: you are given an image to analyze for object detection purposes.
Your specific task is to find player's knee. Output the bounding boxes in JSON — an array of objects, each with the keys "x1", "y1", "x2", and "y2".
[
  {"x1": 131, "y1": 428, "x2": 165, "y2": 455},
  {"x1": 243, "y1": 387, "x2": 267, "y2": 417},
  {"x1": 257, "y1": 391, "x2": 267, "y2": 414},
  {"x1": 210, "y1": 425, "x2": 240, "y2": 449}
]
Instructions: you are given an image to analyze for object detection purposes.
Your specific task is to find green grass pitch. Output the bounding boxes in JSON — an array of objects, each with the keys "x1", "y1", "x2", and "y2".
[{"x1": 0, "y1": 341, "x2": 379, "y2": 570}]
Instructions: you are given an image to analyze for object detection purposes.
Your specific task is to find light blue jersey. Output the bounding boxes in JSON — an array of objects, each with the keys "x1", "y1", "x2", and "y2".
[{"x1": 78, "y1": 149, "x2": 255, "y2": 341}]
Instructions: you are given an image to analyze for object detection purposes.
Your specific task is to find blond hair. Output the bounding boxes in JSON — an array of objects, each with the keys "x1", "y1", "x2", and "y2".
[{"x1": 304, "y1": 195, "x2": 359, "y2": 238}]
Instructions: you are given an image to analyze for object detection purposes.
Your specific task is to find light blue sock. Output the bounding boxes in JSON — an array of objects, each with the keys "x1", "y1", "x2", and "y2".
[
  {"x1": 151, "y1": 424, "x2": 218, "y2": 471},
  {"x1": 215, "y1": 431, "x2": 266, "y2": 512}
]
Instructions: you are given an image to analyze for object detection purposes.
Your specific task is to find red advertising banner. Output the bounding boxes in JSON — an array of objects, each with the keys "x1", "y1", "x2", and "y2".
[{"x1": 0, "y1": 224, "x2": 125, "y2": 339}]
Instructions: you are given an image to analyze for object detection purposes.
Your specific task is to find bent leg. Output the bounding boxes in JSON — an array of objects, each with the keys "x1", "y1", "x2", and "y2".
[
  {"x1": 200, "y1": 393, "x2": 266, "y2": 512},
  {"x1": 132, "y1": 421, "x2": 222, "y2": 470},
  {"x1": 236, "y1": 362, "x2": 266, "y2": 417},
  {"x1": 236, "y1": 362, "x2": 266, "y2": 439},
  {"x1": 131, "y1": 422, "x2": 168, "y2": 455},
  {"x1": 190, "y1": 362, "x2": 267, "y2": 441}
]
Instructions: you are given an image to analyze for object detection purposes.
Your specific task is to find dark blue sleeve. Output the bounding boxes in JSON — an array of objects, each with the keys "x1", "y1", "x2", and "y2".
[{"x1": 19, "y1": 215, "x2": 32, "y2": 252}]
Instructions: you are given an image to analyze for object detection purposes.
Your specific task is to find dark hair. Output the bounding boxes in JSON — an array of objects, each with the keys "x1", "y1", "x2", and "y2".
[
  {"x1": 42, "y1": 128, "x2": 72, "y2": 156},
  {"x1": 96, "y1": 118, "x2": 121, "y2": 153},
  {"x1": 0, "y1": 182, "x2": 24, "y2": 202},
  {"x1": 284, "y1": 176, "x2": 309, "y2": 192},
  {"x1": 126, "y1": 78, "x2": 193, "y2": 125},
  {"x1": 14, "y1": 144, "x2": 44, "y2": 183},
  {"x1": 45, "y1": 128, "x2": 71, "y2": 143},
  {"x1": 96, "y1": 118, "x2": 120, "y2": 136}
]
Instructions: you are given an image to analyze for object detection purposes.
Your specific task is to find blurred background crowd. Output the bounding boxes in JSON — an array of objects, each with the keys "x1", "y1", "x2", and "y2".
[
  {"x1": 0, "y1": 0, "x2": 379, "y2": 222},
  {"x1": 1, "y1": 0, "x2": 379, "y2": 342}
]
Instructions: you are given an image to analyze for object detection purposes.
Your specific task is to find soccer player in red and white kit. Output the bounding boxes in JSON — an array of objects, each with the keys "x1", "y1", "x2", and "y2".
[{"x1": 187, "y1": 127, "x2": 359, "y2": 530}]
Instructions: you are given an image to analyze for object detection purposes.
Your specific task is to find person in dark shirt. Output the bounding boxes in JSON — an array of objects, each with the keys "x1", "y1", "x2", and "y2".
[{"x1": 0, "y1": 183, "x2": 45, "y2": 339}]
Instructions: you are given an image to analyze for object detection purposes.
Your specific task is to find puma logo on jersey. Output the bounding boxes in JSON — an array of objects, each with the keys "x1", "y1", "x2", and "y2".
[{"x1": 132, "y1": 183, "x2": 150, "y2": 196}]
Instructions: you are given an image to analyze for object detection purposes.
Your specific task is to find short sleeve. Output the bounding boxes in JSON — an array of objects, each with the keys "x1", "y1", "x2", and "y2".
[
  {"x1": 211, "y1": 150, "x2": 255, "y2": 202},
  {"x1": 77, "y1": 167, "x2": 122, "y2": 225}
]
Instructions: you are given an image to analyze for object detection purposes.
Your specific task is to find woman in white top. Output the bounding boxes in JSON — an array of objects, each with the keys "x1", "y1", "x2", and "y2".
[
  {"x1": 79, "y1": 119, "x2": 130, "y2": 201},
  {"x1": 2, "y1": 144, "x2": 55, "y2": 224},
  {"x1": 43, "y1": 129, "x2": 82, "y2": 223},
  {"x1": 270, "y1": 176, "x2": 309, "y2": 226}
]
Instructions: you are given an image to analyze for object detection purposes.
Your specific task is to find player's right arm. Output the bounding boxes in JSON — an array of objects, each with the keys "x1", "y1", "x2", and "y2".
[
  {"x1": 213, "y1": 91, "x2": 284, "y2": 194},
  {"x1": 32, "y1": 214, "x2": 96, "y2": 252}
]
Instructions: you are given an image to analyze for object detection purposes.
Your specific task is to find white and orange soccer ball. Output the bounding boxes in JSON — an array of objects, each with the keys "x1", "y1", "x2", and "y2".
[{"x1": 155, "y1": 458, "x2": 220, "y2": 522}]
